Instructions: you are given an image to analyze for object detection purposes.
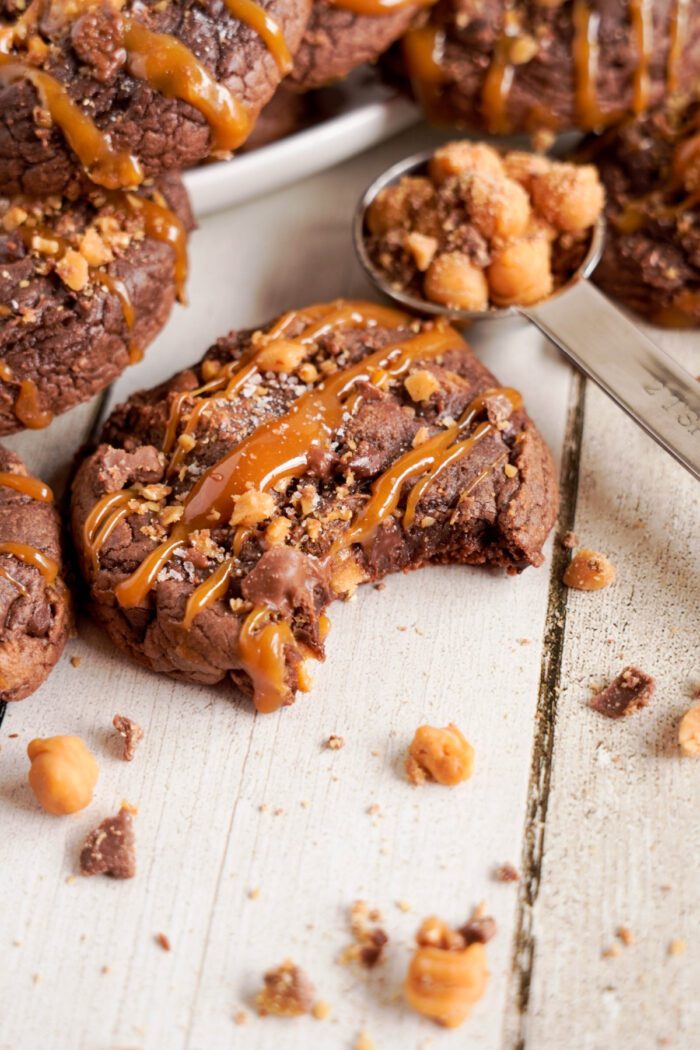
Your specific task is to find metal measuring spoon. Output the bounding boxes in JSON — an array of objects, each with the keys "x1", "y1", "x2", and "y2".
[{"x1": 353, "y1": 151, "x2": 700, "y2": 481}]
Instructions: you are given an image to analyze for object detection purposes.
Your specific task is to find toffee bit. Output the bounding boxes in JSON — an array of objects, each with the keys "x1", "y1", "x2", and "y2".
[
  {"x1": 255, "y1": 960, "x2": 315, "y2": 1017},
  {"x1": 155, "y1": 932, "x2": 171, "y2": 951},
  {"x1": 326, "y1": 734, "x2": 344, "y2": 750},
  {"x1": 494, "y1": 862, "x2": 520, "y2": 883}
]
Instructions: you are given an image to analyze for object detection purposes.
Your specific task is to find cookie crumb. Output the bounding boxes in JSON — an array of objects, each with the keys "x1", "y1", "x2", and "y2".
[
  {"x1": 79, "y1": 805, "x2": 136, "y2": 879},
  {"x1": 494, "y1": 862, "x2": 520, "y2": 882},
  {"x1": 590, "y1": 666, "x2": 655, "y2": 718},
  {"x1": 255, "y1": 960, "x2": 315, "y2": 1017},
  {"x1": 112, "y1": 714, "x2": 144, "y2": 761},
  {"x1": 339, "y1": 901, "x2": 388, "y2": 969},
  {"x1": 396, "y1": 899, "x2": 412, "y2": 913},
  {"x1": 233, "y1": 1010, "x2": 248, "y2": 1025},
  {"x1": 155, "y1": 932, "x2": 171, "y2": 951},
  {"x1": 248, "y1": 887, "x2": 260, "y2": 900},
  {"x1": 560, "y1": 530, "x2": 578, "y2": 549},
  {"x1": 327, "y1": 734, "x2": 344, "y2": 750},
  {"x1": 312, "y1": 1000, "x2": 331, "y2": 1020},
  {"x1": 602, "y1": 943, "x2": 622, "y2": 959},
  {"x1": 355, "y1": 1033, "x2": 375, "y2": 1050},
  {"x1": 668, "y1": 938, "x2": 687, "y2": 957},
  {"x1": 70, "y1": 655, "x2": 82, "y2": 668}
]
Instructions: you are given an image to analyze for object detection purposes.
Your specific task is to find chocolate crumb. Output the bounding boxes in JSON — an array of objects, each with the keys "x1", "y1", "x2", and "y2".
[
  {"x1": 494, "y1": 862, "x2": 520, "y2": 883},
  {"x1": 460, "y1": 915, "x2": 497, "y2": 945},
  {"x1": 79, "y1": 805, "x2": 136, "y2": 879},
  {"x1": 616, "y1": 926, "x2": 634, "y2": 946},
  {"x1": 112, "y1": 713, "x2": 144, "y2": 761},
  {"x1": 590, "y1": 666, "x2": 655, "y2": 718}
]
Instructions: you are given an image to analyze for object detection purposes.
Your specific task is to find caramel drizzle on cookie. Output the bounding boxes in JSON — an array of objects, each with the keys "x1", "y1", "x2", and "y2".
[
  {"x1": 0, "y1": 471, "x2": 56, "y2": 594},
  {"x1": 480, "y1": 1, "x2": 518, "y2": 134},
  {"x1": 0, "y1": 360, "x2": 53, "y2": 430},
  {"x1": 629, "y1": 0, "x2": 653, "y2": 114},
  {"x1": 0, "y1": 0, "x2": 296, "y2": 188},
  {"x1": 401, "y1": 26, "x2": 451, "y2": 126},
  {"x1": 0, "y1": 542, "x2": 58, "y2": 584},
  {"x1": 84, "y1": 301, "x2": 522, "y2": 713},
  {"x1": 0, "y1": 472, "x2": 53, "y2": 503},
  {"x1": 667, "y1": 0, "x2": 690, "y2": 94},
  {"x1": 326, "y1": 0, "x2": 434, "y2": 17}
]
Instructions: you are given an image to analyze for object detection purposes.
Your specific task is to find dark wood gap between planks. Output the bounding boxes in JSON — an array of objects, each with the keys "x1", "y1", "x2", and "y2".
[{"x1": 505, "y1": 370, "x2": 587, "y2": 1050}]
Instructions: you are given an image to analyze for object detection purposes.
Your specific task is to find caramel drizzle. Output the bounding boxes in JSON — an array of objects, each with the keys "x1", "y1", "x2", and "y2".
[
  {"x1": 572, "y1": 0, "x2": 604, "y2": 128},
  {"x1": 0, "y1": 564, "x2": 29, "y2": 597},
  {"x1": 401, "y1": 26, "x2": 450, "y2": 126},
  {"x1": 0, "y1": 471, "x2": 53, "y2": 502},
  {"x1": 629, "y1": 0, "x2": 653, "y2": 114},
  {"x1": 481, "y1": 2, "x2": 517, "y2": 134},
  {"x1": 0, "y1": 542, "x2": 58, "y2": 584},
  {"x1": 122, "y1": 20, "x2": 250, "y2": 153},
  {"x1": 0, "y1": 359, "x2": 53, "y2": 429},
  {"x1": 222, "y1": 0, "x2": 292, "y2": 75},
  {"x1": 667, "y1": 0, "x2": 689, "y2": 94},
  {"x1": 0, "y1": 53, "x2": 144, "y2": 190},
  {"x1": 326, "y1": 0, "x2": 435, "y2": 16},
  {"x1": 85, "y1": 301, "x2": 523, "y2": 713}
]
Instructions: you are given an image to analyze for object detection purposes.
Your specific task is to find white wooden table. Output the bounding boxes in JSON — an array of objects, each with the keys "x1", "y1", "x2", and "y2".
[{"x1": 1, "y1": 125, "x2": 698, "y2": 1050}]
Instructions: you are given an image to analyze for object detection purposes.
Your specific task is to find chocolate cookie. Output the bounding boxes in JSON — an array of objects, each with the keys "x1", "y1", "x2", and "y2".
[
  {"x1": 581, "y1": 100, "x2": 700, "y2": 326},
  {"x1": 0, "y1": 0, "x2": 311, "y2": 196},
  {"x1": 400, "y1": 0, "x2": 700, "y2": 135},
  {"x1": 289, "y1": 0, "x2": 421, "y2": 90},
  {"x1": 71, "y1": 299, "x2": 558, "y2": 713},
  {"x1": 0, "y1": 446, "x2": 70, "y2": 701},
  {"x1": 0, "y1": 174, "x2": 193, "y2": 435}
]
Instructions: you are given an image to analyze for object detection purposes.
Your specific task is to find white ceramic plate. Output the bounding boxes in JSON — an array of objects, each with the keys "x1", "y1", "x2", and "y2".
[{"x1": 182, "y1": 71, "x2": 420, "y2": 216}]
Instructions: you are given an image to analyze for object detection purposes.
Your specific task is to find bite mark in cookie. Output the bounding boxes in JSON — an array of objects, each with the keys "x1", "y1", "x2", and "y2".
[
  {"x1": 71, "y1": 300, "x2": 558, "y2": 714},
  {"x1": 0, "y1": 445, "x2": 70, "y2": 700}
]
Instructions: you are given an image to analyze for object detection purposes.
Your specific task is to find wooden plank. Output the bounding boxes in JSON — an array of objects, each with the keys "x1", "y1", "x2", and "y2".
[{"x1": 515, "y1": 329, "x2": 700, "y2": 1050}]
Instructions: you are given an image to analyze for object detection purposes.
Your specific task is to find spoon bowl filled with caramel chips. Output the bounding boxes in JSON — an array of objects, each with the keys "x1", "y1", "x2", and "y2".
[{"x1": 354, "y1": 142, "x2": 700, "y2": 481}]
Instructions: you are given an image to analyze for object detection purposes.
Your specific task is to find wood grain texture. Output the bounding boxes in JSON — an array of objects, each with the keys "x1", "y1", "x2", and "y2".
[
  {"x1": 0, "y1": 124, "x2": 697, "y2": 1050},
  {"x1": 521, "y1": 330, "x2": 699, "y2": 1050}
]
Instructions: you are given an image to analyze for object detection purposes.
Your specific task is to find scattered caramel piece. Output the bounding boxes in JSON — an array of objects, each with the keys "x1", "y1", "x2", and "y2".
[
  {"x1": 404, "y1": 369, "x2": 440, "y2": 403},
  {"x1": 406, "y1": 724, "x2": 474, "y2": 787},
  {"x1": 616, "y1": 926, "x2": 634, "y2": 946},
  {"x1": 590, "y1": 666, "x2": 655, "y2": 719},
  {"x1": 312, "y1": 1000, "x2": 331, "y2": 1020},
  {"x1": 255, "y1": 960, "x2": 315, "y2": 1017},
  {"x1": 80, "y1": 805, "x2": 136, "y2": 879},
  {"x1": 405, "y1": 916, "x2": 489, "y2": 1028},
  {"x1": 2, "y1": 205, "x2": 28, "y2": 231},
  {"x1": 405, "y1": 231, "x2": 438, "y2": 272},
  {"x1": 155, "y1": 932, "x2": 171, "y2": 951},
  {"x1": 327, "y1": 734, "x2": 344, "y2": 750},
  {"x1": 233, "y1": 1010, "x2": 248, "y2": 1025},
  {"x1": 509, "y1": 32, "x2": 538, "y2": 64},
  {"x1": 256, "y1": 339, "x2": 308, "y2": 373},
  {"x1": 112, "y1": 713, "x2": 144, "y2": 762},
  {"x1": 55, "y1": 249, "x2": 89, "y2": 292},
  {"x1": 70, "y1": 655, "x2": 82, "y2": 668},
  {"x1": 177, "y1": 433, "x2": 196, "y2": 452},
  {"x1": 531, "y1": 162, "x2": 605, "y2": 233},
  {"x1": 355, "y1": 1033, "x2": 375, "y2": 1050},
  {"x1": 27, "y1": 736, "x2": 98, "y2": 815},
  {"x1": 31, "y1": 234, "x2": 59, "y2": 255},
  {"x1": 668, "y1": 938, "x2": 687, "y2": 957},
  {"x1": 230, "y1": 489, "x2": 276, "y2": 527},
  {"x1": 678, "y1": 703, "x2": 700, "y2": 757},
  {"x1": 563, "y1": 548, "x2": 615, "y2": 590}
]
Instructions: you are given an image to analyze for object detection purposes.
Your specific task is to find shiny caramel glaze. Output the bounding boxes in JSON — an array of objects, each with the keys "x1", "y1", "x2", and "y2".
[
  {"x1": 0, "y1": 360, "x2": 53, "y2": 430},
  {"x1": 326, "y1": 0, "x2": 433, "y2": 15},
  {"x1": 0, "y1": 0, "x2": 294, "y2": 188},
  {"x1": 0, "y1": 542, "x2": 58, "y2": 584},
  {"x1": 0, "y1": 471, "x2": 53, "y2": 503},
  {"x1": 83, "y1": 301, "x2": 528, "y2": 713},
  {"x1": 406, "y1": 0, "x2": 689, "y2": 134}
]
